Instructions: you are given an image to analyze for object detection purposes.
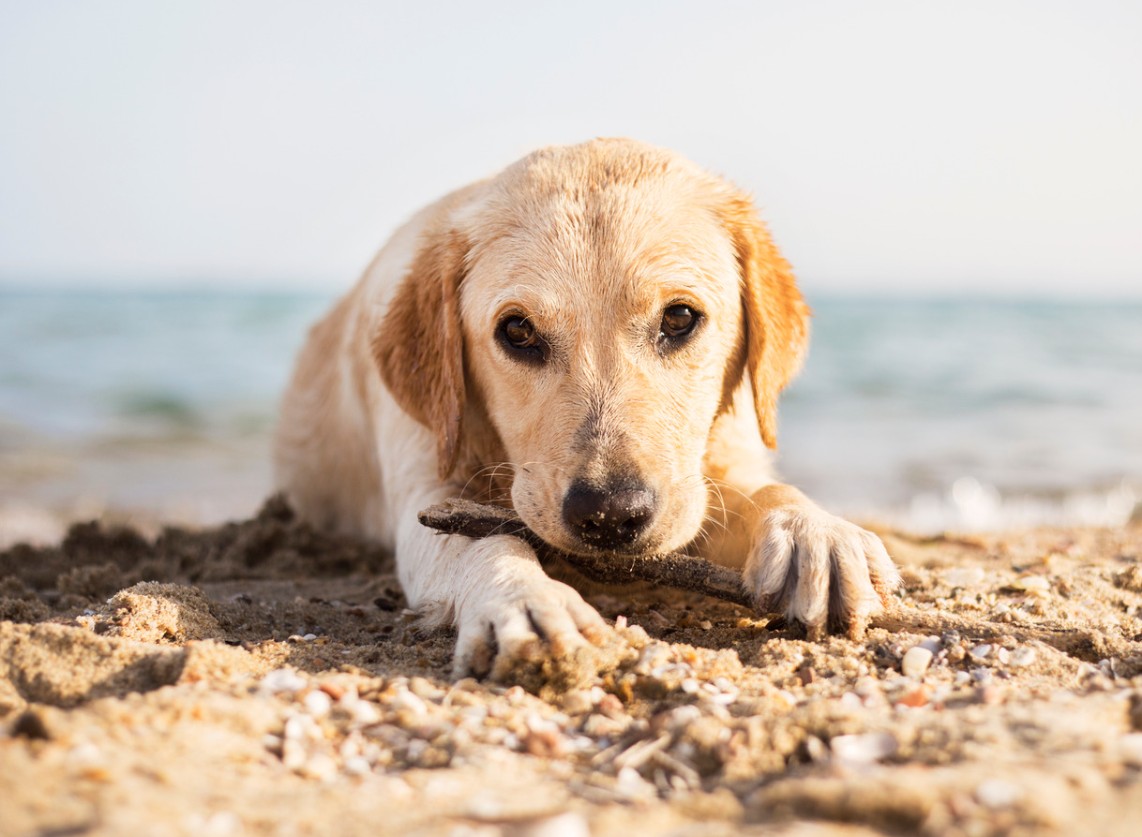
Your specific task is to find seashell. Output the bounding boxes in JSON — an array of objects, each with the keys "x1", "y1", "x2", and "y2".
[
  {"x1": 303, "y1": 689, "x2": 332, "y2": 718},
  {"x1": 945, "y1": 567, "x2": 985, "y2": 588},
  {"x1": 830, "y1": 732, "x2": 898, "y2": 764},
  {"x1": 260, "y1": 669, "x2": 307, "y2": 695},
  {"x1": 901, "y1": 646, "x2": 934, "y2": 678},
  {"x1": 974, "y1": 779, "x2": 1022, "y2": 809},
  {"x1": 1010, "y1": 647, "x2": 1037, "y2": 667},
  {"x1": 1010, "y1": 575, "x2": 1051, "y2": 592}
]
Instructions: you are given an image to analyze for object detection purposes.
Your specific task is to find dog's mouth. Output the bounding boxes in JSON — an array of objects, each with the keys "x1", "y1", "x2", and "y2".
[
  {"x1": 523, "y1": 510, "x2": 674, "y2": 561},
  {"x1": 547, "y1": 532, "x2": 665, "y2": 560}
]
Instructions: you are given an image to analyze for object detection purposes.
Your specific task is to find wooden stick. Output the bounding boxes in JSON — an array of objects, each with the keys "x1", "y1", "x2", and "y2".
[{"x1": 417, "y1": 499, "x2": 753, "y2": 608}]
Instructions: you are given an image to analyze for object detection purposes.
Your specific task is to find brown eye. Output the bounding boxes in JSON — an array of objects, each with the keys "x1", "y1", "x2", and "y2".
[
  {"x1": 503, "y1": 316, "x2": 537, "y2": 348},
  {"x1": 659, "y1": 304, "x2": 700, "y2": 342},
  {"x1": 498, "y1": 315, "x2": 547, "y2": 362}
]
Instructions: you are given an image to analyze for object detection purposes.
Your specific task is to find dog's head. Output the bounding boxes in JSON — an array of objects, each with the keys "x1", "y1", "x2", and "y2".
[{"x1": 374, "y1": 139, "x2": 809, "y2": 556}]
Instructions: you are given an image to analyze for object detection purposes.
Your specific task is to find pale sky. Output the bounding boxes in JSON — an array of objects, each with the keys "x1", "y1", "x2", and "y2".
[{"x1": 1, "y1": 1, "x2": 1140, "y2": 296}]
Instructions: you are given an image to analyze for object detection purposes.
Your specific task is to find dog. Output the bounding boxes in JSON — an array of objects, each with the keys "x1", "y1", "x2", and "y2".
[{"x1": 274, "y1": 138, "x2": 900, "y2": 677}]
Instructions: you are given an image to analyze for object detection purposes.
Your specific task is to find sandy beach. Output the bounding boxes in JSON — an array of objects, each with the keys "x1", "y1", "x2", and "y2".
[
  {"x1": 2, "y1": 497, "x2": 1141, "y2": 835},
  {"x1": 4, "y1": 2, "x2": 1141, "y2": 834}
]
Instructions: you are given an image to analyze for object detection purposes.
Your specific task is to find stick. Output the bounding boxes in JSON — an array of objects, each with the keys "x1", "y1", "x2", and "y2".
[{"x1": 417, "y1": 499, "x2": 754, "y2": 608}]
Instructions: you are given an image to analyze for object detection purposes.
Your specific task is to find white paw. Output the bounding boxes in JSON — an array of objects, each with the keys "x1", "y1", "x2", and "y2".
[
  {"x1": 452, "y1": 573, "x2": 609, "y2": 680},
  {"x1": 743, "y1": 506, "x2": 900, "y2": 640}
]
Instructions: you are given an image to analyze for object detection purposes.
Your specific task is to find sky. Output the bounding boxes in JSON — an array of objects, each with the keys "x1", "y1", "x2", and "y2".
[{"x1": 1, "y1": 1, "x2": 1140, "y2": 297}]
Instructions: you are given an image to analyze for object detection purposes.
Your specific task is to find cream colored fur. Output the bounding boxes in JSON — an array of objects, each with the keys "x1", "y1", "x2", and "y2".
[{"x1": 274, "y1": 139, "x2": 899, "y2": 676}]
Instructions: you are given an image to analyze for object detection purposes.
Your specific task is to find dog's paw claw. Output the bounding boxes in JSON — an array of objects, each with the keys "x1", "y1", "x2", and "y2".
[
  {"x1": 452, "y1": 577, "x2": 606, "y2": 682},
  {"x1": 745, "y1": 506, "x2": 900, "y2": 641}
]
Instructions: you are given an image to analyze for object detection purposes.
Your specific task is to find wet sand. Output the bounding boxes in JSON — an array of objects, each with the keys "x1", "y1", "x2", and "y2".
[{"x1": 3, "y1": 497, "x2": 1142, "y2": 835}]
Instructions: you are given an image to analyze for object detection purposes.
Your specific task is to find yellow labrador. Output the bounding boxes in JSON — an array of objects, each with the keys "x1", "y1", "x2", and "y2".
[{"x1": 275, "y1": 139, "x2": 899, "y2": 676}]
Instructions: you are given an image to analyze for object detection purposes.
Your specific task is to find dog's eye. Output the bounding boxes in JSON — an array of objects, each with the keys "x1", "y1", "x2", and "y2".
[
  {"x1": 497, "y1": 315, "x2": 547, "y2": 361},
  {"x1": 659, "y1": 304, "x2": 700, "y2": 343}
]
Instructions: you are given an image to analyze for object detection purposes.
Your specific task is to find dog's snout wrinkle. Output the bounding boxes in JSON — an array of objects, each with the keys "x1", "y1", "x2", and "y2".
[{"x1": 562, "y1": 481, "x2": 656, "y2": 549}]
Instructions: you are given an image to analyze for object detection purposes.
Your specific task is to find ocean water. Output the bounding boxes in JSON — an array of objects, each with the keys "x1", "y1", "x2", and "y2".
[{"x1": 1, "y1": 289, "x2": 1139, "y2": 538}]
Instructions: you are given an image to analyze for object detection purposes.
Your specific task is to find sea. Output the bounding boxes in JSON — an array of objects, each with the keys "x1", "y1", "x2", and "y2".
[{"x1": 1, "y1": 289, "x2": 1139, "y2": 543}]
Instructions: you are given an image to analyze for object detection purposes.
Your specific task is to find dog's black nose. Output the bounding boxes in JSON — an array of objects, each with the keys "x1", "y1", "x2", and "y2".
[{"x1": 562, "y1": 482, "x2": 656, "y2": 549}]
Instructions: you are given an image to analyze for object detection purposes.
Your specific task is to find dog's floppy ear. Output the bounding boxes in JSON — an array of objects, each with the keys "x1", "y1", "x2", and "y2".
[
  {"x1": 720, "y1": 195, "x2": 811, "y2": 449},
  {"x1": 372, "y1": 225, "x2": 469, "y2": 479}
]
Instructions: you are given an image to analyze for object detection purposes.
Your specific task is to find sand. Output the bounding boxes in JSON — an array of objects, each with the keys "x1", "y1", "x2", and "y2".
[{"x1": 3, "y1": 496, "x2": 1142, "y2": 836}]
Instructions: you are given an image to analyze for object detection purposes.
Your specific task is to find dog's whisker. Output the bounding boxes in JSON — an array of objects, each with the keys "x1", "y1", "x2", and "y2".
[
  {"x1": 701, "y1": 476, "x2": 733, "y2": 533},
  {"x1": 702, "y1": 476, "x2": 759, "y2": 521},
  {"x1": 461, "y1": 461, "x2": 520, "y2": 504}
]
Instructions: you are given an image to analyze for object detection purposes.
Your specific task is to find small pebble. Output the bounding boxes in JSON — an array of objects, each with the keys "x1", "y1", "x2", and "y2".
[
  {"x1": 260, "y1": 669, "x2": 306, "y2": 695},
  {"x1": 1010, "y1": 575, "x2": 1051, "y2": 592},
  {"x1": 66, "y1": 742, "x2": 105, "y2": 769},
  {"x1": 597, "y1": 693, "x2": 626, "y2": 719},
  {"x1": 830, "y1": 732, "x2": 898, "y2": 764},
  {"x1": 803, "y1": 735, "x2": 829, "y2": 763},
  {"x1": 343, "y1": 756, "x2": 372, "y2": 776},
  {"x1": 518, "y1": 812, "x2": 591, "y2": 837},
  {"x1": 976, "y1": 685, "x2": 1005, "y2": 705},
  {"x1": 635, "y1": 644, "x2": 671, "y2": 675},
  {"x1": 919, "y1": 637, "x2": 942, "y2": 654},
  {"x1": 302, "y1": 752, "x2": 337, "y2": 781},
  {"x1": 895, "y1": 687, "x2": 929, "y2": 708},
  {"x1": 969, "y1": 644, "x2": 993, "y2": 661},
  {"x1": 561, "y1": 690, "x2": 596, "y2": 716},
  {"x1": 659, "y1": 705, "x2": 701, "y2": 733},
  {"x1": 902, "y1": 646, "x2": 934, "y2": 678},
  {"x1": 974, "y1": 778, "x2": 1022, "y2": 809},
  {"x1": 390, "y1": 688, "x2": 428, "y2": 717},
  {"x1": 1120, "y1": 733, "x2": 1142, "y2": 767},
  {"x1": 945, "y1": 567, "x2": 985, "y2": 588},
  {"x1": 582, "y1": 714, "x2": 626, "y2": 738},
  {"x1": 303, "y1": 690, "x2": 332, "y2": 718},
  {"x1": 348, "y1": 699, "x2": 381, "y2": 726},
  {"x1": 317, "y1": 681, "x2": 346, "y2": 701},
  {"x1": 773, "y1": 690, "x2": 799, "y2": 710},
  {"x1": 1010, "y1": 647, "x2": 1037, "y2": 667},
  {"x1": 615, "y1": 766, "x2": 656, "y2": 800},
  {"x1": 409, "y1": 677, "x2": 445, "y2": 701}
]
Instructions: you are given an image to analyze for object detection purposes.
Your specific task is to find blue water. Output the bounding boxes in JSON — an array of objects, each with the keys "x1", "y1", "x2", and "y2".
[
  {"x1": 1, "y1": 289, "x2": 1139, "y2": 531},
  {"x1": 780, "y1": 298, "x2": 1142, "y2": 528}
]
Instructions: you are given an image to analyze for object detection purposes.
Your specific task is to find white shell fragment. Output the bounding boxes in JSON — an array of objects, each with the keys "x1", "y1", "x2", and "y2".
[
  {"x1": 901, "y1": 646, "x2": 934, "y2": 678},
  {"x1": 969, "y1": 644, "x2": 993, "y2": 661},
  {"x1": 974, "y1": 778, "x2": 1023, "y2": 809},
  {"x1": 945, "y1": 567, "x2": 986, "y2": 588},
  {"x1": 1010, "y1": 647, "x2": 1037, "y2": 667},
  {"x1": 1010, "y1": 575, "x2": 1051, "y2": 592},
  {"x1": 830, "y1": 732, "x2": 899, "y2": 764}
]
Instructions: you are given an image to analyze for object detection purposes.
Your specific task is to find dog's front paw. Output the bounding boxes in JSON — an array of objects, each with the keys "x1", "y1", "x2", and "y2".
[
  {"x1": 743, "y1": 505, "x2": 900, "y2": 640},
  {"x1": 453, "y1": 573, "x2": 610, "y2": 681}
]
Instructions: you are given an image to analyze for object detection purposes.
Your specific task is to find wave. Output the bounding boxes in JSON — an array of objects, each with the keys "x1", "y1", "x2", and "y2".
[{"x1": 868, "y1": 477, "x2": 1138, "y2": 534}]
